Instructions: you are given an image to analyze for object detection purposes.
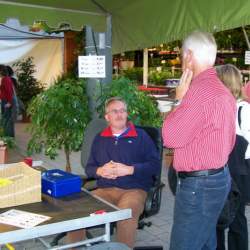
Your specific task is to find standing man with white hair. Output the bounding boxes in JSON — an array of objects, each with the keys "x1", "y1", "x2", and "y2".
[{"x1": 162, "y1": 31, "x2": 236, "y2": 250}]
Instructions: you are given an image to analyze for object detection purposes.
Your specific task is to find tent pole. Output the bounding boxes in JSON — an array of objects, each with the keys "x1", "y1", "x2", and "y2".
[
  {"x1": 104, "y1": 15, "x2": 112, "y2": 85},
  {"x1": 85, "y1": 15, "x2": 112, "y2": 118},
  {"x1": 85, "y1": 25, "x2": 98, "y2": 118},
  {"x1": 143, "y1": 48, "x2": 148, "y2": 87}
]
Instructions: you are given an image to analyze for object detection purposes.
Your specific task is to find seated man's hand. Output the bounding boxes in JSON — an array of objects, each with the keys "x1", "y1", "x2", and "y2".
[
  {"x1": 112, "y1": 162, "x2": 134, "y2": 177},
  {"x1": 96, "y1": 161, "x2": 134, "y2": 179},
  {"x1": 96, "y1": 161, "x2": 117, "y2": 179}
]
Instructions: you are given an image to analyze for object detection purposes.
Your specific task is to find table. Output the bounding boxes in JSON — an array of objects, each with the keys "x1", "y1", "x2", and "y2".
[
  {"x1": 138, "y1": 85, "x2": 169, "y2": 94},
  {"x1": 0, "y1": 189, "x2": 131, "y2": 249}
]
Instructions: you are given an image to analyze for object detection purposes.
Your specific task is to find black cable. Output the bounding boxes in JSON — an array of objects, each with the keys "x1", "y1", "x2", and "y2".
[
  {"x1": 91, "y1": 29, "x2": 98, "y2": 55},
  {"x1": 0, "y1": 24, "x2": 62, "y2": 39}
]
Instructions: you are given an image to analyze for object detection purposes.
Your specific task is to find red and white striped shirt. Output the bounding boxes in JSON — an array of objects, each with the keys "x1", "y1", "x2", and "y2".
[{"x1": 163, "y1": 68, "x2": 236, "y2": 172}]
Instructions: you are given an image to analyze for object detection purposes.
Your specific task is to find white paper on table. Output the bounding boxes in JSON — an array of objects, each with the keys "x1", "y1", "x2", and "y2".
[
  {"x1": 32, "y1": 160, "x2": 43, "y2": 167},
  {"x1": 0, "y1": 209, "x2": 51, "y2": 228}
]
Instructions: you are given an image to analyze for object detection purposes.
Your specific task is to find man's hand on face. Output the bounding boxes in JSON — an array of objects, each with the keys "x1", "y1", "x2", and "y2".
[
  {"x1": 96, "y1": 161, "x2": 134, "y2": 179},
  {"x1": 175, "y1": 68, "x2": 193, "y2": 100}
]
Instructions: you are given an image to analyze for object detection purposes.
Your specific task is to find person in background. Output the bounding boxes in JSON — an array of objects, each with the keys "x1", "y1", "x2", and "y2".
[
  {"x1": 0, "y1": 65, "x2": 15, "y2": 137},
  {"x1": 162, "y1": 31, "x2": 236, "y2": 250},
  {"x1": 216, "y1": 64, "x2": 250, "y2": 250},
  {"x1": 242, "y1": 81, "x2": 250, "y2": 103},
  {"x1": 67, "y1": 97, "x2": 160, "y2": 248},
  {"x1": 6, "y1": 65, "x2": 21, "y2": 122},
  {"x1": 6, "y1": 65, "x2": 17, "y2": 89}
]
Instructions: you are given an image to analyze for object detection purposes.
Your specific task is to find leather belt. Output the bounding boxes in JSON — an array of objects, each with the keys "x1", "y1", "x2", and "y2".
[{"x1": 178, "y1": 166, "x2": 226, "y2": 178}]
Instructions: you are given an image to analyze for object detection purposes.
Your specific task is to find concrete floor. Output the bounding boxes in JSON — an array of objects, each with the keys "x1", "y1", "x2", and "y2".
[{"x1": 2, "y1": 122, "x2": 250, "y2": 250}]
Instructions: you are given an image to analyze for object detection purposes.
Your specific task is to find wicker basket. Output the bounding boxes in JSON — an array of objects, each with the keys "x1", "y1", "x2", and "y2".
[{"x1": 0, "y1": 162, "x2": 41, "y2": 208}]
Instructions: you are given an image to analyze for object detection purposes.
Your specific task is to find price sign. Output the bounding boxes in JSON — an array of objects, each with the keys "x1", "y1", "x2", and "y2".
[
  {"x1": 245, "y1": 51, "x2": 250, "y2": 65},
  {"x1": 78, "y1": 56, "x2": 106, "y2": 78}
]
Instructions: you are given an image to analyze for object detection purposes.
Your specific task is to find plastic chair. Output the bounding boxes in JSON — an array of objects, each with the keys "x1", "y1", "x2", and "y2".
[
  {"x1": 81, "y1": 118, "x2": 107, "y2": 170},
  {"x1": 80, "y1": 120, "x2": 164, "y2": 226},
  {"x1": 80, "y1": 118, "x2": 107, "y2": 190},
  {"x1": 82, "y1": 121, "x2": 164, "y2": 250},
  {"x1": 81, "y1": 120, "x2": 164, "y2": 229},
  {"x1": 135, "y1": 126, "x2": 165, "y2": 229}
]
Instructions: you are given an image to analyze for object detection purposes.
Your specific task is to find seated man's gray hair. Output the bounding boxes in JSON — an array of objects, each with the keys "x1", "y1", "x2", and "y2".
[
  {"x1": 182, "y1": 30, "x2": 217, "y2": 66},
  {"x1": 105, "y1": 97, "x2": 127, "y2": 113}
]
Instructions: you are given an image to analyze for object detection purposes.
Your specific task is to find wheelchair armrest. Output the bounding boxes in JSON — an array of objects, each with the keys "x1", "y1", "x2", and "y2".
[{"x1": 144, "y1": 182, "x2": 165, "y2": 217}]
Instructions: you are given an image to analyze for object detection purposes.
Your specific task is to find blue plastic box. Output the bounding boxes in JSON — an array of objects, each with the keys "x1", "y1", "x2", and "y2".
[{"x1": 42, "y1": 169, "x2": 82, "y2": 198}]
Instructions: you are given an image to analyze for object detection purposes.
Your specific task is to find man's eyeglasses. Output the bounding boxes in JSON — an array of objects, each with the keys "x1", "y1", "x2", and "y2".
[{"x1": 106, "y1": 108, "x2": 127, "y2": 115}]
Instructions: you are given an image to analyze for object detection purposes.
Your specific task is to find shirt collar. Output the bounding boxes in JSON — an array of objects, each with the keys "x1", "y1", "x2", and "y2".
[
  {"x1": 192, "y1": 67, "x2": 216, "y2": 86},
  {"x1": 100, "y1": 122, "x2": 138, "y2": 137}
]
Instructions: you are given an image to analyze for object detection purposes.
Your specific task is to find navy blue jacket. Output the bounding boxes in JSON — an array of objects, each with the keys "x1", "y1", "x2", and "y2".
[{"x1": 85, "y1": 123, "x2": 161, "y2": 192}]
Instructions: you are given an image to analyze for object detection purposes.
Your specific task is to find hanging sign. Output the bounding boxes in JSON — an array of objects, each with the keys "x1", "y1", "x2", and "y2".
[
  {"x1": 78, "y1": 56, "x2": 106, "y2": 78},
  {"x1": 245, "y1": 51, "x2": 250, "y2": 65}
]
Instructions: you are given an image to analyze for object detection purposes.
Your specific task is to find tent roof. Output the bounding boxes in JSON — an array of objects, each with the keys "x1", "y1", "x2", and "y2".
[{"x1": 1, "y1": 0, "x2": 250, "y2": 53}]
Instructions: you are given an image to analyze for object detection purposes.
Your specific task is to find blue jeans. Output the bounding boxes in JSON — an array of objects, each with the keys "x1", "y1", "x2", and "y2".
[
  {"x1": 1, "y1": 100, "x2": 14, "y2": 137},
  {"x1": 169, "y1": 166, "x2": 231, "y2": 250}
]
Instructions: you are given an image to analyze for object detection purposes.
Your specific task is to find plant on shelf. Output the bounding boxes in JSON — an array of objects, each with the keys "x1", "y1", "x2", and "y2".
[
  {"x1": 122, "y1": 51, "x2": 135, "y2": 61},
  {"x1": 13, "y1": 57, "x2": 43, "y2": 117},
  {"x1": 122, "y1": 67, "x2": 143, "y2": 83},
  {"x1": 96, "y1": 77, "x2": 162, "y2": 127},
  {"x1": 149, "y1": 69, "x2": 174, "y2": 85},
  {"x1": 27, "y1": 75, "x2": 90, "y2": 172}
]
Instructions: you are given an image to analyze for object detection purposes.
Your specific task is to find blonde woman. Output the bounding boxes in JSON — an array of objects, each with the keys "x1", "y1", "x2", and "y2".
[{"x1": 216, "y1": 64, "x2": 250, "y2": 250}]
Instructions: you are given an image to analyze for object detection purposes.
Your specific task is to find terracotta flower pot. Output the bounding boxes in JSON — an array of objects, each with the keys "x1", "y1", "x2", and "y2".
[{"x1": 0, "y1": 146, "x2": 7, "y2": 164}]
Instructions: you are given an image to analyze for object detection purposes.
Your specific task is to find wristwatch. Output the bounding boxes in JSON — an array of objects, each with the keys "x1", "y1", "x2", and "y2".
[{"x1": 172, "y1": 99, "x2": 182, "y2": 106}]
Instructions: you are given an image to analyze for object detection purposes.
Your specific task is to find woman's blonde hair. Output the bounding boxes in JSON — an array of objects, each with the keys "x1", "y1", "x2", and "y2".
[{"x1": 216, "y1": 64, "x2": 243, "y2": 99}]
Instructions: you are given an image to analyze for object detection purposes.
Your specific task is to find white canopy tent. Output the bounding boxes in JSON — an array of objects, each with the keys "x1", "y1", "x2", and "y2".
[{"x1": 0, "y1": 19, "x2": 64, "y2": 86}]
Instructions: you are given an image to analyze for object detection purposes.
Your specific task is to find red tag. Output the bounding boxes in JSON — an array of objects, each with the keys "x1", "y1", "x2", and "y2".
[
  {"x1": 94, "y1": 209, "x2": 106, "y2": 214},
  {"x1": 23, "y1": 157, "x2": 33, "y2": 167}
]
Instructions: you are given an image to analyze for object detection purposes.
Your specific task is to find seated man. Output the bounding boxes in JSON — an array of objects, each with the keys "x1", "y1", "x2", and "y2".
[{"x1": 67, "y1": 96, "x2": 161, "y2": 248}]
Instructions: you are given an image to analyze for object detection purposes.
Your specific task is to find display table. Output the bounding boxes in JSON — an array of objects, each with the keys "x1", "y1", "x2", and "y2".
[
  {"x1": 0, "y1": 189, "x2": 131, "y2": 249},
  {"x1": 138, "y1": 85, "x2": 169, "y2": 94}
]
